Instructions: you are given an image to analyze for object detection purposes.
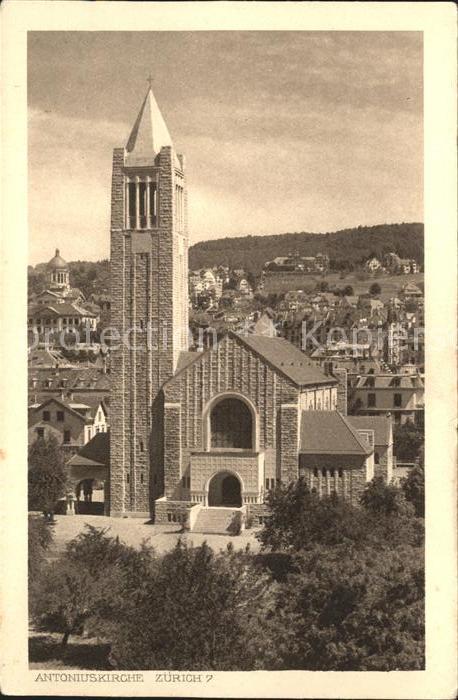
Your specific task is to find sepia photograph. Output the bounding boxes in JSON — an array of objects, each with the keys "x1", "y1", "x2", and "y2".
[
  {"x1": 1, "y1": 2, "x2": 456, "y2": 698},
  {"x1": 26, "y1": 28, "x2": 426, "y2": 672}
]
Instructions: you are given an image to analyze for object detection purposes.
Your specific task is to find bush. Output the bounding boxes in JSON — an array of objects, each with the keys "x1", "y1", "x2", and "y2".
[
  {"x1": 106, "y1": 540, "x2": 273, "y2": 670},
  {"x1": 28, "y1": 515, "x2": 54, "y2": 579},
  {"x1": 28, "y1": 435, "x2": 67, "y2": 519},
  {"x1": 30, "y1": 526, "x2": 155, "y2": 648},
  {"x1": 256, "y1": 478, "x2": 423, "y2": 552},
  {"x1": 401, "y1": 464, "x2": 425, "y2": 518},
  {"x1": 369, "y1": 282, "x2": 381, "y2": 296},
  {"x1": 394, "y1": 420, "x2": 424, "y2": 462},
  {"x1": 259, "y1": 544, "x2": 424, "y2": 670}
]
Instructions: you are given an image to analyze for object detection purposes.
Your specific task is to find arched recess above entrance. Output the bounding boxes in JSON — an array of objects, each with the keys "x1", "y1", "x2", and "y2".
[
  {"x1": 206, "y1": 469, "x2": 244, "y2": 507},
  {"x1": 202, "y1": 392, "x2": 259, "y2": 452}
]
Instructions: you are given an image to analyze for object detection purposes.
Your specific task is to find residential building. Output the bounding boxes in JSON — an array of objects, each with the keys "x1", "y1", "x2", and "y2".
[
  {"x1": 28, "y1": 396, "x2": 108, "y2": 454},
  {"x1": 349, "y1": 372, "x2": 424, "y2": 426}
]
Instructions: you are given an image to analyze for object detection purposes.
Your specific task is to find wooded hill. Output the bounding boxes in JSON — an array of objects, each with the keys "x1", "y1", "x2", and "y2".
[{"x1": 189, "y1": 223, "x2": 424, "y2": 276}]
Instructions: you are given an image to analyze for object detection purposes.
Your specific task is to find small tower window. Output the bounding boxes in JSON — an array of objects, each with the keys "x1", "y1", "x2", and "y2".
[
  {"x1": 128, "y1": 182, "x2": 136, "y2": 228},
  {"x1": 149, "y1": 182, "x2": 157, "y2": 226},
  {"x1": 139, "y1": 181, "x2": 147, "y2": 228}
]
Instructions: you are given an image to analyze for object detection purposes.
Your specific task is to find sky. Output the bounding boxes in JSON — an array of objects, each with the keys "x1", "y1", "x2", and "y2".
[{"x1": 28, "y1": 31, "x2": 423, "y2": 265}]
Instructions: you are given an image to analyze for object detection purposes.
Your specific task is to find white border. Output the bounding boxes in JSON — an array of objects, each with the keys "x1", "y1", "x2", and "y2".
[{"x1": 1, "y1": 2, "x2": 456, "y2": 698}]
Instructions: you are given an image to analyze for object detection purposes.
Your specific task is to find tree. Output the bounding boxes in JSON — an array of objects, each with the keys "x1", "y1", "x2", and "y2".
[
  {"x1": 105, "y1": 540, "x2": 274, "y2": 670},
  {"x1": 257, "y1": 478, "x2": 423, "y2": 552},
  {"x1": 28, "y1": 435, "x2": 67, "y2": 519},
  {"x1": 393, "y1": 420, "x2": 424, "y2": 461},
  {"x1": 369, "y1": 282, "x2": 381, "y2": 296},
  {"x1": 28, "y1": 515, "x2": 54, "y2": 580},
  {"x1": 401, "y1": 464, "x2": 425, "y2": 518},
  {"x1": 257, "y1": 480, "x2": 370, "y2": 552},
  {"x1": 360, "y1": 476, "x2": 413, "y2": 517},
  {"x1": 342, "y1": 285, "x2": 354, "y2": 296},
  {"x1": 260, "y1": 544, "x2": 424, "y2": 671},
  {"x1": 30, "y1": 526, "x2": 155, "y2": 648}
]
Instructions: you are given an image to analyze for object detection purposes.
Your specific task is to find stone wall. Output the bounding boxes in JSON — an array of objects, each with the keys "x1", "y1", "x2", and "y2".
[
  {"x1": 110, "y1": 143, "x2": 188, "y2": 516},
  {"x1": 245, "y1": 502, "x2": 269, "y2": 526},
  {"x1": 299, "y1": 453, "x2": 368, "y2": 506},
  {"x1": 163, "y1": 333, "x2": 302, "y2": 497},
  {"x1": 155, "y1": 498, "x2": 193, "y2": 525},
  {"x1": 332, "y1": 368, "x2": 348, "y2": 414},
  {"x1": 279, "y1": 404, "x2": 300, "y2": 483}
]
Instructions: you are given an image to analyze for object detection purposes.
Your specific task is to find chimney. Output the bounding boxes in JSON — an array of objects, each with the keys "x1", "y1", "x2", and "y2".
[{"x1": 332, "y1": 367, "x2": 348, "y2": 415}]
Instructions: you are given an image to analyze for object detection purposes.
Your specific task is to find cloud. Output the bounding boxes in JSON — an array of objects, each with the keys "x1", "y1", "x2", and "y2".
[{"x1": 27, "y1": 32, "x2": 423, "y2": 263}]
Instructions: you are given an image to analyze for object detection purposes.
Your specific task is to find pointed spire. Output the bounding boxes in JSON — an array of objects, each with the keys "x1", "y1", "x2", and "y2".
[{"x1": 125, "y1": 85, "x2": 173, "y2": 165}]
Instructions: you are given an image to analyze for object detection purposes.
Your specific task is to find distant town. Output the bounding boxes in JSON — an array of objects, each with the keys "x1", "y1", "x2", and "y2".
[{"x1": 28, "y1": 241, "x2": 424, "y2": 476}]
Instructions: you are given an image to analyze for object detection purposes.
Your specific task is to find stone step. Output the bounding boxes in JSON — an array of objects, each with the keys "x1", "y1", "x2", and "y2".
[{"x1": 192, "y1": 507, "x2": 242, "y2": 534}]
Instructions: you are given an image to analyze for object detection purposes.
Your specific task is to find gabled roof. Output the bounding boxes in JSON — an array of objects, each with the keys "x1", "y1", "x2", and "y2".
[
  {"x1": 28, "y1": 348, "x2": 75, "y2": 369},
  {"x1": 36, "y1": 289, "x2": 62, "y2": 299},
  {"x1": 29, "y1": 302, "x2": 96, "y2": 317},
  {"x1": 125, "y1": 87, "x2": 176, "y2": 167},
  {"x1": 347, "y1": 415, "x2": 392, "y2": 447},
  {"x1": 67, "y1": 432, "x2": 110, "y2": 468},
  {"x1": 234, "y1": 333, "x2": 336, "y2": 387},
  {"x1": 169, "y1": 332, "x2": 335, "y2": 388},
  {"x1": 300, "y1": 411, "x2": 372, "y2": 455},
  {"x1": 29, "y1": 396, "x2": 86, "y2": 422}
]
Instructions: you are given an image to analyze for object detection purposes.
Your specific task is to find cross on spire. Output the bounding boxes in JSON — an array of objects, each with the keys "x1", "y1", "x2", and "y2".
[{"x1": 147, "y1": 74, "x2": 153, "y2": 89}]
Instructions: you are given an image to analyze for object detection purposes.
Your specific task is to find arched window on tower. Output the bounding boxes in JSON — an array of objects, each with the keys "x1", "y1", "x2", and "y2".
[{"x1": 210, "y1": 398, "x2": 253, "y2": 450}]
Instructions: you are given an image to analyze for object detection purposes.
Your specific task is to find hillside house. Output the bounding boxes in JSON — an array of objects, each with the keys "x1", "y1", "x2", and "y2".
[{"x1": 28, "y1": 396, "x2": 108, "y2": 454}]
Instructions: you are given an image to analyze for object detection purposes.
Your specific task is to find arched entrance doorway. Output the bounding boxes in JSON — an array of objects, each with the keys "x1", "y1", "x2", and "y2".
[
  {"x1": 75, "y1": 478, "x2": 106, "y2": 515},
  {"x1": 208, "y1": 471, "x2": 242, "y2": 507}
]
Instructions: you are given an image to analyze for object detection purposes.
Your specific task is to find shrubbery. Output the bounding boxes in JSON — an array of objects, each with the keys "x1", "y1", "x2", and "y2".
[
  {"x1": 28, "y1": 435, "x2": 67, "y2": 519},
  {"x1": 29, "y1": 476, "x2": 424, "y2": 671}
]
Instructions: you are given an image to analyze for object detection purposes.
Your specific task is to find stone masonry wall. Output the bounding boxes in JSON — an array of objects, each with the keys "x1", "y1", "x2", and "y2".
[
  {"x1": 110, "y1": 144, "x2": 188, "y2": 516},
  {"x1": 163, "y1": 334, "x2": 303, "y2": 497},
  {"x1": 279, "y1": 404, "x2": 300, "y2": 483}
]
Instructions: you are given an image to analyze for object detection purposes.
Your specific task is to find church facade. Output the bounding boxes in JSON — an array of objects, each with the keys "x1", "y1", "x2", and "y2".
[{"x1": 109, "y1": 87, "x2": 383, "y2": 528}]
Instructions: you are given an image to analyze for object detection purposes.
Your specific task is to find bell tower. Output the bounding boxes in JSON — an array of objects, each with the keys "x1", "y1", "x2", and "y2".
[{"x1": 110, "y1": 85, "x2": 189, "y2": 516}]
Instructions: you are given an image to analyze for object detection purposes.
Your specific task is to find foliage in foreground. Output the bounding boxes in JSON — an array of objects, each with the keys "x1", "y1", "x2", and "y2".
[
  {"x1": 28, "y1": 515, "x2": 54, "y2": 580},
  {"x1": 104, "y1": 540, "x2": 274, "y2": 670},
  {"x1": 262, "y1": 543, "x2": 424, "y2": 670},
  {"x1": 30, "y1": 526, "x2": 155, "y2": 648},
  {"x1": 30, "y1": 509, "x2": 424, "y2": 671}
]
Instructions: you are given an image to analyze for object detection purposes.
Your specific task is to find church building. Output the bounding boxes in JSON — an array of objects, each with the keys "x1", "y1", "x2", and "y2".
[{"x1": 109, "y1": 86, "x2": 384, "y2": 530}]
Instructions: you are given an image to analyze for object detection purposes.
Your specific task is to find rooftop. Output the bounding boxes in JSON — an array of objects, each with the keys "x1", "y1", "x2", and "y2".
[
  {"x1": 300, "y1": 411, "x2": 372, "y2": 455},
  {"x1": 235, "y1": 333, "x2": 336, "y2": 387},
  {"x1": 67, "y1": 432, "x2": 110, "y2": 469},
  {"x1": 125, "y1": 86, "x2": 178, "y2": 167},
  {"x1": 347, "y1": 415, "x2": 392, "y2": 446}
]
